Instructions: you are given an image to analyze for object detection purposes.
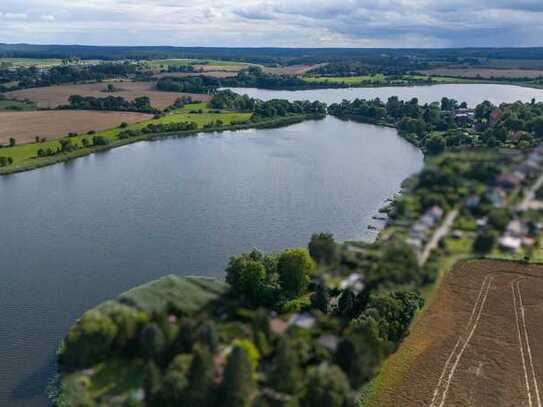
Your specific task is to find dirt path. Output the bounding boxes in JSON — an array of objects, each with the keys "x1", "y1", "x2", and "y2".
[
  {"x1": 373, "y1": 260, "x2": 543, "y2": 407},
  {"x1": 419, "y1": 209, "x2": 459, "y2": 266}
]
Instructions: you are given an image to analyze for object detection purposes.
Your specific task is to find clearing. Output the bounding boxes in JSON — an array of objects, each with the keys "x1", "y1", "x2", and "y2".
[
  {"x1": 0, "y1": 110, "x2": 152, "y2": 145},
  {"x1": 366, "y1": 260, "x2": 543, "y2": 407},
  {"x1": 5, "y1": 81, "x2": 211, "y2": 110}
]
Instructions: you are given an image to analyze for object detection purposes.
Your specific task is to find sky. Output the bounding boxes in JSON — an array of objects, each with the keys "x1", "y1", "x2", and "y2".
[{"x1": 1, "y1": 0, "x2": 542, "y2": 48}]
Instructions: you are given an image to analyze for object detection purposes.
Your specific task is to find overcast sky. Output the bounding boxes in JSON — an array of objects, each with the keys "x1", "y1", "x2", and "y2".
[{"x1": 1, "y1": 0, "x2": 542, "y2": 48}]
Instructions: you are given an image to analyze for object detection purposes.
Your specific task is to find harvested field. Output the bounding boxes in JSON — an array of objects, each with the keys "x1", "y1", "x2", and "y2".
[
  {"x1": 5, "y1": 81, "x2": 211, "y2": 110},
  {"x1": 372, "y1": 260, "x2": 543, "y2": 407},
  {"x1": 0, "y1": 110, "x2": 152, "y2": 144},
  {"x1": 420, "y1": 68, "x2": 543, "y2": 79},
  {"x1": 263, "y1": 64, "x2": 325, "y2": 75}
]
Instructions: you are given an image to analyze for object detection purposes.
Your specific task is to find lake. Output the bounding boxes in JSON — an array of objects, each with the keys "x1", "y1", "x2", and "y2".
[
  {"x1": 226, "y1": 83, "x2": 543, "y2": 106},
  {"x1": 0, "y1": 116, "x2": 422, "y2": 406}
]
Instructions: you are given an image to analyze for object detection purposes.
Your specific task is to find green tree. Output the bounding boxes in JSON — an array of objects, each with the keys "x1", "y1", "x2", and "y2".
[
  {"x1": 473, "y1": 231, "x2": 497, "y2": 254},
  {"x1": 308, "y1": 233, "x2": 337, "y2": 265},
  {"x1": 59, "y1": 309, "x2": 118, "y2": 368},
  {"x1": 301, "y1": 364, "x2": 350, "y2": 407},
  {"x1": 9, "y1": 137, "x2": 16, "y2": 147},
  {"x1": 186, "y1": 347, "x2": 215, "y2": 407},
  {"x1": 311, "y1": 279, "x2": 329, "y2": 314},
  {"x1": 269, "y1": 338, "x2": 302, "y2": 395},
  {"x1": 278, "y1": 248, "x2": 315, "y2": 297},
  {"x1": 221, "y1": 346, "x2": 255, "y2": 407},
  {"x1": 426, "y1": 134, "x2": 446, "y2": 155},
  {"x1": 107, "y1": 303, "x2": 148, "y2": 350},
  {"x1": 140, "y1": 323, "x2": 166, "y2": 363}
]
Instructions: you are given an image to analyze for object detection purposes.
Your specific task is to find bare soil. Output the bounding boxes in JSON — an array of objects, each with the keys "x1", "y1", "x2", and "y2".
[
  {"x1": 376, "y1": 260, "x2": 543, "y2": 407},
  {"x1": 5, "y1": 81, "x2": 211, "y2": 109},
  {"x1": 0, "y1": 110, "x2": 152, "y2": 144},
  {"x1": 420, "y1": 68, "x2": 543, "y2": 79}
]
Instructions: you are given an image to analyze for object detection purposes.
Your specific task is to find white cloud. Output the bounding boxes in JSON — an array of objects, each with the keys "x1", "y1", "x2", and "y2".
[{"x1": 0, "y1": 0, "x2": 540, "y2": 47}]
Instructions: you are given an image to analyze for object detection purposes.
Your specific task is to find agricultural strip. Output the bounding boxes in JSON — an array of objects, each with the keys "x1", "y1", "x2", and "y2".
[{"x1": 364, "y1": 260, "x2": 543, "y2": 407}]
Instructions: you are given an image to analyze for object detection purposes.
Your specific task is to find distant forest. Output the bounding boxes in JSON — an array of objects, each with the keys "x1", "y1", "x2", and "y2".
[{"x1": 2, "y1": 44, "x2": 543, "y2": 65}]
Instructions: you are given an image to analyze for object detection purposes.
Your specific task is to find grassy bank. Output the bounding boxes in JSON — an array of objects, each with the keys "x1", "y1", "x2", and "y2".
[{"x1": 0, "y1": 107, "x2": 323, "y2": 175}]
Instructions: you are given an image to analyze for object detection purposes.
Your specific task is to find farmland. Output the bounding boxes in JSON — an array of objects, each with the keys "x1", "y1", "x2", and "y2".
[
  {"x1": 303, "y1": 74, "x2": 463, "y2": 86},
  {"x1": 5, "y1": 81, "x2": 211, "y2": 110},
  {"x1": 0, "y1": 110, "x2": 152, "y2": 145},
  {"x1": 420, "y1": 68, "x2": 543, "y2": 80},
  {"x1": 365, "y1": 260, "x2": 543, "y2": 407},
  {"x1": 0, "y1": 103, "x2": 252, "y2": 170}
]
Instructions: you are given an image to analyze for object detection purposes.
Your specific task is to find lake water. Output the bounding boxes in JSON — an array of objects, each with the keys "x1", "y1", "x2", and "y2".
[
  {"x1": 227, "y1": 83, "x2": 543, "y2": 106},
  {"x1": 0, "y1": 116, "x2": 423, "y2": 406}
]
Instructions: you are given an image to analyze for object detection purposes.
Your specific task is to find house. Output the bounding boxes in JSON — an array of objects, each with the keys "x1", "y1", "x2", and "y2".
[
  {"x1": 496, "y1": 173, "x2": 523, "y2": 189},
  {"x1": 288, "y1": 313, "x2": 316, "y2": 329},
  {"x1": 317, "y1": 335, "x2": 339, "y2": 352},
  {"x1": 269, "y1": 318, "x2": 288, "y2": 335},
  {"x1": 339, "y1": 273, "x2": 365, "y2": 294},
  {"x1": 499, "y1": 235, "x2": 522, "y2": 252},
  {"x1": 465, "y1": 194, "x2": 481, "y2": 209},
  {"x1": 489, "y1": 110, "x2": 503, "y2": 127},
  {"x1": 505, "y1": 219, "x2": 528, "y2": 238},
  {"x1": 486, "y1": 188, "x2": 506, "y2": 207}
]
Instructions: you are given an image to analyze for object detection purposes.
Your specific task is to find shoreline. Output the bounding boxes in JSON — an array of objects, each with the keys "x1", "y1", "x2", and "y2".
[{"x1": 0, "y1": 113, "x2": 324, "y2": 176}]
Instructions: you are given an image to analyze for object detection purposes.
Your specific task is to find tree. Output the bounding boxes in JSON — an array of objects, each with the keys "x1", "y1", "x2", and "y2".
[
  {"x1": 9, "y1": 137, "x2": 16, "y2": 147},
  {"x1": 269, "y1": 338, "x2": 302, "y2": 395},
  {"x1": 278, "y1": 248, "x2": 315, "y2": 297},
  {"x1": 60, "y1": 309, "x2": 118, "y2": 368},
  {"x1": 426, "y1": 134, "x2": 446, "y2": 155},
  {"x1": 221, "y1": 346, "x2": 255, "y2": 407},
  {"x1": 301, "y1": 364, "x2": 350, "y2": 407},
  {"x1": 186, "y1": 347, "x2": 215, "y2": 407},
  {"x1": 311, "y1": 279, "x2": 330, "y2": 314},
  {"x1": 238, "y1": 260, "x2": 267, "y2": 305},
  {"x1": 473, "y1": 231, "x2": 496, "y2": 254},
  {"x1": 308, "y1": 233, "x2": 337, "y2": 265},
  {"x1": 140, "y1": 323, "x2": 166, "y2": 363},
  {"x1": 107, "y1": 303, "x2": 148, "y2": 350}
]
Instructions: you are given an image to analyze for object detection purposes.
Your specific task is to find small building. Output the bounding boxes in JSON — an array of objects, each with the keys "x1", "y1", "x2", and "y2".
[
  {"x1": 496, "y1": 173, "x2": 522, "y2": 190},
  {"x1": 486, "y1": 188, "x2": 506, "y2": 207},
  {"x1": 288, "y1": 313, "x2": 316, "y2": 329},
  {"x1": 499, "y1": 235, "x2": 522, "y2": 252},
  {"x1": 339, "y1": 273, "x2": 365, "y2": 294},
  {"x1": 317, "y1": 335, "x2": 339, "y2": 352}
]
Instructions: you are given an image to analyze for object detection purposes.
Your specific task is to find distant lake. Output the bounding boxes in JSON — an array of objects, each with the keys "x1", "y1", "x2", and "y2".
[
  {"x1": 0, "y1": 116, "x2": 423, "y2": 406},
  {"x1": 226, "y1": 83, "x2": 543, "y2": 106}
]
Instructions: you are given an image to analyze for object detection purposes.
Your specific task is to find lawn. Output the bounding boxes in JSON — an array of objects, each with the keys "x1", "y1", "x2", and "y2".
[{"x1": 0, "y1": 103, "x2": 252, "y2": 166}]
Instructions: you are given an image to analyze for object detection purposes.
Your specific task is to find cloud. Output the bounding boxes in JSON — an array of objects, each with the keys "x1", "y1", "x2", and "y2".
[{"x1": 0, "y1": 0, "x2": 541, "y2": 47}]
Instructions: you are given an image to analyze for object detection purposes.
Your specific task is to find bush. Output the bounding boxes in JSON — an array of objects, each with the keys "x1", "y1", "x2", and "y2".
[{"x1": 92, "y1": 135, "x2": 109, "y2": 146}]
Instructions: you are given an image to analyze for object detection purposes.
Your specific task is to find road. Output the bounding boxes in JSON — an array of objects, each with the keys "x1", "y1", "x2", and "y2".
[
  {"x1": 518, "y1": 172, "x2": 543, "y2": 211},
  {"x1": 418, "y1": 209, "x2": 459, "y2": 266}
]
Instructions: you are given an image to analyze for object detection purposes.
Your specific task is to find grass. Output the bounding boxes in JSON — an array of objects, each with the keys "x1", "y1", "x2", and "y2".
[
  {"x1": 145, "y1": 58, "x2": 251, "y2": 68},
  {"x1": 0, "y1": 103, "x2": 252, "y2": 167},
  {"x1": 0, "y1": 99, "x2": 36, "y2": 111},
  {"x1": 119, "y1": 275, "x2": 228, "y2": 314},
  {"x1": 0, "y1": 57, "x2": 64, "y2": 67}
]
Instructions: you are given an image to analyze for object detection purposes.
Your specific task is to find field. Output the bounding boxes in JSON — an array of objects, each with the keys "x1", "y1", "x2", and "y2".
[
  {"x1": 262, "y1": 64, "x2": 324, "y2": 75},
  {"x1": 145, "y1": 58, "x2": 250, "y2": 70},
  {"x1": 0, "y1": 110, "x2": 151, "y2": 144},
  {"x1": 365, "y1": 260, "x2": 543, "y2": 407},
  {"x1": 421, "y1": 68, "x2": 543, "y2": 79},
  {"x1": 0, "y1": 98, "x2": 36, "y2": 111},
  {"x1": 0, "y1": 58, "x2": 102, "y2": 68},
  {"x1": 0, "y1": 103, "x2": 252, "y2": 166},
  {"x1": 303, "y1": 74, "x2": 462, "y2": 86},
  {"x1": 5, "y1": 81, "x2": 211, "y2": 109}
]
